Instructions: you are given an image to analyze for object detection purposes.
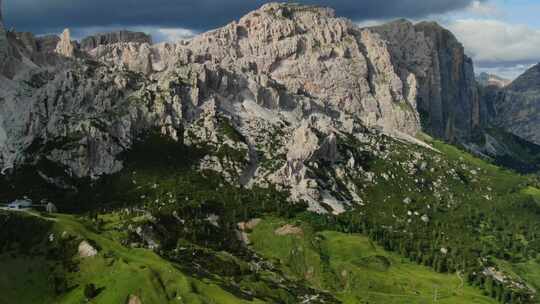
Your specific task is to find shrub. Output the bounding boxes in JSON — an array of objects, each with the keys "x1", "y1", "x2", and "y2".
[{"x1": 84, "y1": 283, "x2": 97, "y2": 299}]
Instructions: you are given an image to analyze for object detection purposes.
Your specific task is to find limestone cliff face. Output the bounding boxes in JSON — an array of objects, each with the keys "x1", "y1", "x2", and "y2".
[
  {"x1": 55, "y1": 29, "x2": 76, "y2": 58},
  {"x1": 492, "y1": 64, "x2": 540, "y2": 145},
  {"x1": 371, "y1": 20, "x2": 480, "y2": 141},
  {"x1": 88, "y1": 4, "x2": 421, "y2": 135},
  {"x1": 0, "y1": 3, "x2": 489, "y2": 210},
  {"x1": 80, "y1": 30, "x2": 152, "y2": 51},
  {"x1": 0, "y1": 0, "x2": 11, "y2": 76}
]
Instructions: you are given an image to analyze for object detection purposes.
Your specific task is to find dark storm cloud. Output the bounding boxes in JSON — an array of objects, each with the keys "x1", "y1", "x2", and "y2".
[{"x1": 3, "y1": 0, "x2": 483, "y2": 34}]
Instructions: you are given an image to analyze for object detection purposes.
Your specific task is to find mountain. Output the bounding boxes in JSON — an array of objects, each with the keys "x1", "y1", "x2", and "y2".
[
  {"x1": 371, "y1": 19, "x2": 480, "y2": 141},
  {"x1": 468, "y1": 64, "x2": 540, "y2": 173},
  {"x1": 0, "y1": 3, "x2": 481, "y2": 181},
  {"x1": 1, "y1": 2, "x2": 540, "y2": 304},
  {"x1": 477, "y1": 72, "x2": 511, "y2": 89},
  {"x1": 493, "y1": 64, "x2": 540, "y2": 145}
]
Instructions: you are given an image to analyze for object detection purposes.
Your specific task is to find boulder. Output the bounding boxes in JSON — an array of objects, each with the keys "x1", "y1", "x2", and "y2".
[
  {"x1": 274, "y1": 224, "x2": 304, "y2": 236},
  {"x1": 126, "y1": 295, "x2": 142, "y2": 304},
  {"x1": 237, "y1": 218, "x2": 261, "y2": 231},
  {"x1": 78, "y1": 241, "x2": 98, "y2": 258}
]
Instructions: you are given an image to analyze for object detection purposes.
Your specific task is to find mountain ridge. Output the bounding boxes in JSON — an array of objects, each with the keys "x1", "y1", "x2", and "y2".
[
  {"x1": 478, "y1": 63, "x2": 540, "y2": 147},
  {"x1": 0, "y1": 2, "x2": 481, "y2": 178},
  {"x1": 2, "y1": 2, "x2": 540, "y2": 304}
]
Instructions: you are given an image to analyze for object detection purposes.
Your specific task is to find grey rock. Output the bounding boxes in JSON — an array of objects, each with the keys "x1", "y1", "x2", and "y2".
[
  {"x1": 371, "y1": 20, "x2": 480, "y2": 141},
  {"x1": 36, "y1": 35, "x2": 61, "y2": 53},
  {"x1": 490, "y1": 64, "x2": 540, "y2": 145},
  {"x1": 0, "y1": 0, "x2": 11, "y2": 76},
  {"x1": 15, "y1": 32, "x2": 38, "y2": 53},
  {"x1": 80, "y1": 30, "x2": 152, "y2": 51},
  {"x1": 78, "y1": 240, "x2": 98, "y2": 258},
  {"x1": 0, "y1": 2, "x2": 500, "y2": 213}
]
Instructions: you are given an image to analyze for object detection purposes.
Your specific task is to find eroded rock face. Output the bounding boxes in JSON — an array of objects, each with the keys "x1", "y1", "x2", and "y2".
[
  {"x1": 0, "y1": 0, "x2": 11, "y2": 76},
  {"x1": 36, "y1": 35, "x2": 61, "y2": 53},
  {"x1": 80, "y1": 30, "x2": 152, "y2": 51},
  {"x1": 0, "y1": 3, "x2": 489, "y2": 211},
  {"x1": 55, "y1": 29, "x2": 76, "y2": 58},
  {"x1": 492, "y1": 64, "x2": 540, "y2": 145},
  {"x1": 371, "y1": 20, "x2": 480, "y2": 141}
]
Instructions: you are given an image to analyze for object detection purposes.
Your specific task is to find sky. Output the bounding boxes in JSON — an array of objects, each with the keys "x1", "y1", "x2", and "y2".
[{"x1": 2, "y1": 0, "x2": 540, "y2": 79}]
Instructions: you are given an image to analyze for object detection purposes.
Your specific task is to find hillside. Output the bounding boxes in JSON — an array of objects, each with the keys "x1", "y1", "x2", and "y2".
[
  {"x1": 2, "y1": 128, "x2": 540, "y2": 303},
  {"x1": 1, "y1": 2, "x2": 540, "y2": 304},
  {"x1": 492, "y1": 64, "x2": 540, "y2": 146},
  {"x1": 0, "y1": 211, "x2": 497, "y2": 304}
]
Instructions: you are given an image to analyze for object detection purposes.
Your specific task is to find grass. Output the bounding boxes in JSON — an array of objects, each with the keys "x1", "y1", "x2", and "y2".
[
  {"x1": 0, "y1": 212, "x2": 265, "y2": 304},
  {"x1": 2, "y1": 128, "x2": 540, "y2": 303},
  {"x1": 249, "y1": 217, "x2": 497, "y2": 304},
  {"x1": 0, "y1": 256, "x2": 56, "y2": 304}
]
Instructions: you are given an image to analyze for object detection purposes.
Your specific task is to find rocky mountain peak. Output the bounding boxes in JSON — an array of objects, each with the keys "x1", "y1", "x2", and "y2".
[
  {"x1": 507, "y1": 63, "x2": 540, "y2": 92},
  {"x1": 0, "y1": 2, "x2": 485, "y2": 210},
  {"x1": 251, "y1": 2, "x2": 336, "y2": 18},
  {"x1": 80, "y1": 30, "x2": 152, "y2": 51},
  {"x1": 55, "y1": 28, "x2": 75, "y2": 57},
  {"x1": 490, "y1": 63, "x2": 540, "y2": 145},
  {"x1": 371, "y1": 19, "x2": 480, "y2": 141}
]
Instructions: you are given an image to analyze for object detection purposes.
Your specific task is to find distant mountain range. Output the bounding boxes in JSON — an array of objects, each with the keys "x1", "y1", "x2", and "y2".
[{"x1": 476, "y1": 72, "x2": 511, "y2": 88}]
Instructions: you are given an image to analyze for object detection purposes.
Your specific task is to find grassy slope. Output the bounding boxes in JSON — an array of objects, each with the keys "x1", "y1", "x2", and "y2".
[
  {"x1": 0, "y1": 212, "x2": 263, "y2": 304},
  {"x1": 250, "y1": 217, "x2": 496, "y2": 304},
  {"x1": 0, "y1": 211, "x2": 497, "y2": 304},
  {"x1": 1, "y1": 131, "x2": 540, "y2": 303}
]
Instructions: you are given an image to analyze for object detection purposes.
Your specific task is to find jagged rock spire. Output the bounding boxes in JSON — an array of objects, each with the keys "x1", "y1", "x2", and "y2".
[{"x1": 55, "y1": 28, "x2": 75, "y2": 57}]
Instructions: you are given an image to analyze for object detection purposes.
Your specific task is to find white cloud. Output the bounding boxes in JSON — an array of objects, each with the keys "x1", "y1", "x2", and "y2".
[
  {"x1": 447, "y1": 19, "x2": 540, "y2": 65},
  {"x1": 153, "y1": 28, "x2": 196, "y2": 42},
  {"x1": 65, "y1": 26, "x2": 197, "y2": 43},
  {"x1": 356, "y1": 20, "x2": 389, "y2": 28},
  {"x1": 465, "y1": 1, "x2": 503, "y2": 18},
  {"x1": 476, "y1": 64, "x2": 535, "y2": 80}
]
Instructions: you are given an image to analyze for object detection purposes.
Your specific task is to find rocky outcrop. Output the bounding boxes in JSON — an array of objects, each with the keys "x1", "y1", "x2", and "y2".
[
  {"x1": 0, "y1": 2, "x2": 498, "y2": 210},
  {"x1": 371, "y1": 20, "x2": 480, "y2": 141},
  {"x1": 80, "y1": 30, "x2": 152, "y2": 51},
  {"x1": 78, "y1": 240, "x2": 98, "y2": 258},
  {"x1": 14, "y1": 32, "x2": 38, "y2": 53},
  {"x1": 36, "y1": 35, "x2": 61, "y2": 53},
  {"x1": 55, "y1": 29, "x2": 76, "y2": 58},
  {"x1": 492, "y1": 64, "x2": 540, "y2": 145},
  {"x1": 126, "y1": 295, "x2": 142, "y2": 304},
  {"x1": 0, "y1": 0, "x2": 11, "y2": 76}
]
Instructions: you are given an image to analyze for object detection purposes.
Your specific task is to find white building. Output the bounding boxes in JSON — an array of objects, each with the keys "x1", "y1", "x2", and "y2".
[{"x1": 7, "y1": 200, "x2": 33, "y2": 210}]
